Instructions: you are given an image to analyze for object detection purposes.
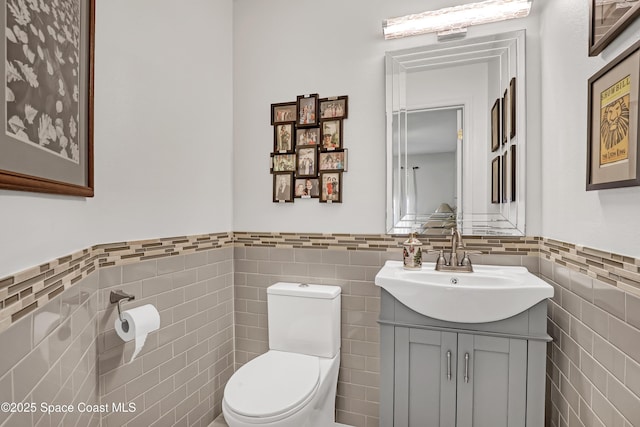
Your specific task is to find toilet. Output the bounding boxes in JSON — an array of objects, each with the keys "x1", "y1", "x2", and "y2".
[{"x1": 222, "y1": 282, "x2": 342, "y2": 427}]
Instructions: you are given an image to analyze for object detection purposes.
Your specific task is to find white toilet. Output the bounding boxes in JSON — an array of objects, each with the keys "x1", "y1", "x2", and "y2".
[{"x1": 222, "y1": 282, "x2": 342, "y2": 427}]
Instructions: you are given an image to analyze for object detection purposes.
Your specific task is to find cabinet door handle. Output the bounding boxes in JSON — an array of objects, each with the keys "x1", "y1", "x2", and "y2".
[
  {"x1": 464, "y1": 353, "x2": 470, "y2": 383},
  {"x1": 447, "y1": 351, "x2": 451, "y2": 381}
]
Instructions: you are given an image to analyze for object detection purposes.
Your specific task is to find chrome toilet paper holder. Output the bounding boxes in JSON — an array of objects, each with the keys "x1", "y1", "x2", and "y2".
[{"x1": 110, "y1": 290, "x2": 135, "y2": 330}]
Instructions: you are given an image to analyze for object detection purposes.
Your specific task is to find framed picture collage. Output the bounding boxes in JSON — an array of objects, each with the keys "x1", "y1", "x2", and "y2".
[
  {"x1": 270, "y1": 94, "x2": 349, "y2": 203},
  {"x1": 490, "y1": 78, "x2": 517, "y2": 204}
]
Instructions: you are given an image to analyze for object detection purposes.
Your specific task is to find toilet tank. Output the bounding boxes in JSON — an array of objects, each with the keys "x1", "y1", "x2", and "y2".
[{"x1": 267, "y1": 283, "x2": 341, "y2": 358}]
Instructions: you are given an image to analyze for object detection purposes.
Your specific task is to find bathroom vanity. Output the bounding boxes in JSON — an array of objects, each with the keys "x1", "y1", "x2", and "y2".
[{"x1": 375, "y1": 261, "x2": 553, "y2": 427}]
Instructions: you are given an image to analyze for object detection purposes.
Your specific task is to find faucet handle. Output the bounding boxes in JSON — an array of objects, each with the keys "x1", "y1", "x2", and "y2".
[
  {"x1": 460, "y1": 250, "x2": 481, "y2": 266},
  {"x1": 427, "y1": 250, "x2": 447, "y2": 267}
]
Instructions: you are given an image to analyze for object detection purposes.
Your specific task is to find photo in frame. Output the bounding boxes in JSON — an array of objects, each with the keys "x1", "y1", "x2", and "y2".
[
  {"x1": 321, "y1": 119, "x2": 342, "y2": 150},
  {"x1": 296, "y1": 146, "x2": 318, "y2": 177},
  {"x1": 273, "y1": 172, "x2": 294, "y2": 203},
  {"x1": 319, "y1": 96, "x2": 348, "y2": 119},
  {"x1": 297, "y1": 94, "x2": 319, "y2": 127},
  {"x1": 491, "y1": 98, "x2": 500, "y2": 152},
  {"x1": 491, "y1": 156, "x2": 501, "y2": 204},
  {"x1": 0, "y1": 0, "x2": 95, "y2": 196},
  {"x1": 319, "y1": 172, "x2": 342, "y2": 203},
  {"x1": 509, "y1": 77, "x2": 517, "y2": 139},
  {"x1": 296, "y1": 127, "x2": 319, "y2": 146},
  {"x1": 510, "y1": 144, "x2": 517, "y2": 201},
  {"x1": 589, "y1": 1, "x2": 640, "y2": 56},
  {"x1": 271, "y1": 153, "x2": 296, "y2": 173},
  {"x1": 271, "y1": 102, "x2": 296, "y2": 124},
  {"x1": 502, "y1": 89, "x2": 508, "y2": 145},
  {"x1": 319, "y1": 149, "x2": 348, "y2": 172},
  {"x1": 294, "y1": 178, "x2": 320, "y2": 198},
  {"x1": 274, "y1": 123, "x2": 294, "y2": 152},
  {"x1": 587, "y1": 39, "x2": 640, "y2": 190}
]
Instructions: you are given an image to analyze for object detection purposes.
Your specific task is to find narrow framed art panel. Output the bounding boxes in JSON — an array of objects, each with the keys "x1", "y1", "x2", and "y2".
[
  {"x1": 587, "y1": 40, "x2": 640, "y2": 190},
  {"x1": 502, "y1": 152, "x2": 508, "y2": 202},
  {"x1": 510, "y1": 144, "x2": 517, "y2": 201},
  {"x1": 491, "y1": 156, "x2": 500, "y2": 204},
  {"x1": 589, "y1": 0, "x2": 640, "y2": 57},
  {"x1": 319, "y1": 171, "x2": 342, "y2": 203},
  {"x1": 509, "y1": 77, "x2": 517, "y2": 139},
  {"x1": 273, "y1": 172, "x2": 294, "y2": 203},
  {"x1": 502, "y1": 89, "x2": 508, "y2": 145},
  {"x1": 0, "y1": 0, "x2": 95, "y2": 196},
  {"x1": 491, "y1": 98, "x2": 500, "y2": 152}
]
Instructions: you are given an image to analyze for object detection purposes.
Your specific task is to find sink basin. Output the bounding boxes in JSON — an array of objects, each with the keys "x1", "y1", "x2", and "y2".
[{"x1": 374, "y1": 260, "x2": 554, "y2": 323}]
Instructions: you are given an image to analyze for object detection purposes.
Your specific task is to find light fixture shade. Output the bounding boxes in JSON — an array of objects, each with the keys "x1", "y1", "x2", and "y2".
[{"x1": 383, "y1": 0, "x2": 532, "y2": 40}]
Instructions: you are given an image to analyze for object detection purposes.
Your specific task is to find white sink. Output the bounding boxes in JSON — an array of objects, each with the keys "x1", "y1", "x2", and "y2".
[{"x1": 374, "y1": 260, "x2": 554, "y2": 323}]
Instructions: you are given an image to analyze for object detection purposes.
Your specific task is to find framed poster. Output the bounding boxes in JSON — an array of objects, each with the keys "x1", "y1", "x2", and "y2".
[
  {"x1": 502, "y1": 89, "x2": 508, "y2": 145},
  {"x1": 587, "y1": 40, "x2": 640, "y2": 190},
  {"x1": 589, "y1": 1, "x2": 640, "y2": 56},
  {"x1": 491, "y1": 156, "x2": 500, "y2": 204},
  {"x1": 510, "y1": 144, "x2": 517, "y2": 201},
  {"x1": 0, "y1": 0, "x2": 95, "y2": 196},
  {"x1": 509, "y1": 78, "x2": 517, "y2": 139},
  {"x1": 491, "y1": 98, "x2": 500, "y2": 152}
]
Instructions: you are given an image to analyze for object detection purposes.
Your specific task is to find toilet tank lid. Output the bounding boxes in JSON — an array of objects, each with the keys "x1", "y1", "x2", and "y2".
[{"x1": 268, "y1": 282, "x2": 341, "y2": 299}]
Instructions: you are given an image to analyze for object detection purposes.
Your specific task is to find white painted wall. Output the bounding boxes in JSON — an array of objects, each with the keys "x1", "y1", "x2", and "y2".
[
  {"x1": 410, "y1": 153, "x2": 457, "y2": 214},
  {"x1": 233, "y1": 0, "x2": 543, "y2": 234},
  {"x1": 0, "y1": 0, "x2": 234, "y2": 277},
  {"x1": 539, "y1": 0, "x2": 640, "y2": 257}
]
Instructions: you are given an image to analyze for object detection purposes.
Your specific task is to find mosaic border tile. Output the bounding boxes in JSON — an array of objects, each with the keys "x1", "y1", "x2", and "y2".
[{"x1": 1, "y1": 231, "x2": 638, "y2": 334}]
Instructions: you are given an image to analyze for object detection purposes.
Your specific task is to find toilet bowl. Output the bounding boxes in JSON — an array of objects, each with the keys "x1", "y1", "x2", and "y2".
[{"x1": 222, "y1": 283, "x2": 342, "y2": 427}]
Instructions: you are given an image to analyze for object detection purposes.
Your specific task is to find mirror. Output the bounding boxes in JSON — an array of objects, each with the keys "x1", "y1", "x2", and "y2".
[{"x1": 385, "y1": 30, "x2": 526, "y2": 236}]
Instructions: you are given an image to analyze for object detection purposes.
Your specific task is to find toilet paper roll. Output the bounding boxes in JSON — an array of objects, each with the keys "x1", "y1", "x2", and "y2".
[{"x1": 114, "y1": 304, "x2": 160, "y2": 363}]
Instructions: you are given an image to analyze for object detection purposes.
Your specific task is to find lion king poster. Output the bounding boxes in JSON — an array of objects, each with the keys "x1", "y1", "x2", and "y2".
[{"x1": 599, "y1": 75, "x2": 630, "y2": 166}]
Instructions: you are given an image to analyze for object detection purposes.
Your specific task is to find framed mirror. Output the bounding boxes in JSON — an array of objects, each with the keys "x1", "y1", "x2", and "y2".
[{"x1": 385, "y1": 30, "x2": 526, "y2": 236}]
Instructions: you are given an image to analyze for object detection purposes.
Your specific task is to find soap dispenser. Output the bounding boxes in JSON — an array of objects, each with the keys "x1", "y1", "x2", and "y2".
[{"x1": 402, "y1": 233, "x2": 423, "y2": 270}]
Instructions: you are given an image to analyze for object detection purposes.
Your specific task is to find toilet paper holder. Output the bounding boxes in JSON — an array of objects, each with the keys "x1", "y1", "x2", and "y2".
[{"x1": 110, "y1": 290, "x2": 136, "y2": 330}]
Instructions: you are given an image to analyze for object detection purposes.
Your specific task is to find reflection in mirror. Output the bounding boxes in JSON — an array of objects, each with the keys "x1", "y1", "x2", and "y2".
[{"x1": 386, "y1": 30, "x2": 526, "y2": 236}]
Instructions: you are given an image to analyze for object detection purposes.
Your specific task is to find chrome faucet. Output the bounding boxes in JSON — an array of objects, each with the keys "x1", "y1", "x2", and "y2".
[{"x1": 432, "y1": 227, "x2": 479, "y2": 273}]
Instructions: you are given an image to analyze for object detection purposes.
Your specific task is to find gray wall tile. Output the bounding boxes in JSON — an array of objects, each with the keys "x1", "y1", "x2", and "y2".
[{"x1": 593, "y1": 280, "x2": 626, "y2": 321}]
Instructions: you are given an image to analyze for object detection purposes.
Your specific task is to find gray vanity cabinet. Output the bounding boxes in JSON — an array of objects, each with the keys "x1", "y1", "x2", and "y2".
[{"x1": 380, "y1": 289, "x2": 550, "y2": 427}]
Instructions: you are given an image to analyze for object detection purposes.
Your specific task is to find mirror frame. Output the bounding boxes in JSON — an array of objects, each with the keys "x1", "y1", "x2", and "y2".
[{"x1": 385, "y1": 30, "x2": 526, "y2": 236}]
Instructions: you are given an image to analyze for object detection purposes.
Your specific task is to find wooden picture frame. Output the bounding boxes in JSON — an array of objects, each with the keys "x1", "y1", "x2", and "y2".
[
  {"x1": 510, "y1": 144, "x2": 517, "y2": 201},
  {"x1": 321, "y1": 119, "x2": 342, "y2": 151},
  {"x1": 502, "y1": 89, "x2": 508, "y2": 145},
  {"x1": 0, "y1": 0, "x2": 95, "y2": 197},
  {"x1": 273, "y1": 172, "x2": 294, "y2": 203},
  {"x1": 491, "y1": 98, "x2": 500, "y2": 152},
  {"x1": 271, "y1": 153, "x2": 296, "y2": 173},
  {"x1": 509, "y1": 77, "x2": 517, "y2": 140},
  {"x1": 296, "y1": 145, "x2": 318, "y2": 178},
  {"x1": 319, "y1": 172, "x2": 342, "y2": 203},
  {"x1": 319, "y1": 96, "x2": 348, "y2": 119},
  {"x1": 294, "y1": 178, "x2": 320, "y2": 199},
  {"x1": 297, "y1": 94, "x2": 319, "y2": 127},
  {"x1": 491, "y1": 156, "x2": 500, "y2": 204},
  {"x1": 274, "y1": 123, "x2": 294, "y2": 153},
  {"x1": 502, "y1": 152, "x2": 508, "y2": 203},
  {"x1": 589, "y1": 1, "x2": 640, "y2": 56},
  {"x1": 296, "y1": 127, "x2": 319, "y2": 146},
  {"x1": 271, "y1": 102, "x2": 296, "y2": 125},
  {"x1": 319, "y1": 149, "x2": 348, "y2": 172},
  {"x1": 587, "y1": 40, "x2": 640, "y2": 190}
]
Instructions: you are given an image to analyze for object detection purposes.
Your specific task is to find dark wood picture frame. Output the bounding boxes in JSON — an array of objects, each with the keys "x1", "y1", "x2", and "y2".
[
  {"x1": 502, "y1": 152, "x2": 509, "y2": 202},
  {"x1": 587, "y1": 39, "x2": 640, "y2": 190},
  {"x1": 271, "y1": 101, "x2": 297, "y2": 125},
  {"x1": 502, "y1": 89, "x2": 508, "y2": 145},
  {"x1": 296, "y1": 127, "x2": 320, "y2": 146},
  {"x1": 491, "y1": 156, "x2": 500, "y2": 204},
  {"x1": 273, "y1": 172, "x2": 294, "y2": 203},
  {"x1": 319, "y1": 96, "x2": 348, "y2": 119},
  {"x1": 271, "y1": 153, "x2": 296, "y2": 173},
  {"x1": 319, "y1": 149, "x2": 348, "y2": 172},
  {"x1": 294, "y1": 177, "x2": 320, "y2": 199},
  {"x1": 509, "y1": 78, "x2": 517, "y2": 140},
  {"x1": 319, "y1": 172, "x2": 342, "y2": 203},
  {"x1": 320, "y1": 119, "x2": 343, "y2": 151},
  {"x1": 0, "y1": 0, "x2": 95, "y2": 197},
  {"x1": 274, "y1": 123, "x2": 294, "y2": 153},
  {"x1": 510, "y1": 144, "x2": 517, "y2": 202},
  {"x1": 491, "y1": 98, "x2": 500, "y2": 152},
  {"x1": 296, "y1": 94, "x2": 319, "y2": 127},
  {"x1": 589, "y1": 1, "x2": 640, "y2": 56},
  {"x1": 296, "y1": 145, "x2": 318, "y2": 178}
]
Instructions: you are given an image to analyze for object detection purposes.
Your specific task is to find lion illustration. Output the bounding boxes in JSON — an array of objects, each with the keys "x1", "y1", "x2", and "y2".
[{"x1": 600, "y1": 97, "x2": 630, "y2": 151}]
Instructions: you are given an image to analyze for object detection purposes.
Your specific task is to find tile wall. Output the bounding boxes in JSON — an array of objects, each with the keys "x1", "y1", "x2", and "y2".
[{"x1": 541, "y1": 239, "x2": 640, "y2": 427}]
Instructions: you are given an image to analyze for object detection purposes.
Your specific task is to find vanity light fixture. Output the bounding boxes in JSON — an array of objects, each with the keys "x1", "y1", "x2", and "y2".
[{"x1": 382, "y1": 0, "x2": 532, "y2": 40}]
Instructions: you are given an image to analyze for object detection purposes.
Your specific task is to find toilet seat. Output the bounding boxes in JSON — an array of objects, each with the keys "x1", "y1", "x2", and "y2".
[{"x1": 223, "y1": 350, "x2": 320, "y2": 420}]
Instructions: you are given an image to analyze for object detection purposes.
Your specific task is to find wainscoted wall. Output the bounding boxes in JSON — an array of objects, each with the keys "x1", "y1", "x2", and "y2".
[
  {"x1": 233, "y1": 232, "x2": 540, "y2": 427},
  {"x1": 0, "y1": 273, "x2": 99, "y2": 427},
  {"x1": 541, "y1": 239, "x2": 640, "y2": 427}
]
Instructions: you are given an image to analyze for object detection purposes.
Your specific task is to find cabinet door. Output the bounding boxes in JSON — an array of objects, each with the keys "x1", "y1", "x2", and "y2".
[
  {"x1": 394, "y1": 327, "x2": 457, "y2": 427},
  {"x1": 456, "y1": 334, "x2": 527, "y2": 427}
]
